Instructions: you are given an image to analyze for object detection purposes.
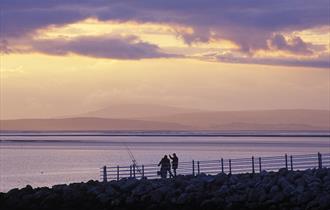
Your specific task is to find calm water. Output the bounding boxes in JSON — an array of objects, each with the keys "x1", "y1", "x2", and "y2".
[{"x1": 1, "y1": 131, "x2": 329, "y2": 192}]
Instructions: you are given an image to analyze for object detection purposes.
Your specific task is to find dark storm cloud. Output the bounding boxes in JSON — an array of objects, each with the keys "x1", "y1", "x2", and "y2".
[{"x1": 31, "y1": 36, "x2": 178, "y2": 59}]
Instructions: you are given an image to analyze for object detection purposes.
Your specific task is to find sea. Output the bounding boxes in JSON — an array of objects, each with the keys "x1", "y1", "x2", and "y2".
[{"x1": 1, "y1": 131, "x2": 329, "y2": 192}]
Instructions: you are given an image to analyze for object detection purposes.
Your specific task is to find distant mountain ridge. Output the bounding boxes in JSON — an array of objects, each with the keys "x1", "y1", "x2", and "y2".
[
  {"x1": 0, "y1": 117, "x2": 190, "y2": 131},
  {"x1": 141, "y1": 109, "x2": 330, "y2": 130},
  {"x1": 1, "y1": 108, "x2": 329, "y2": 131},
  {"x1": 65, "y1": 104, "x2": 204, "y2": 119}
]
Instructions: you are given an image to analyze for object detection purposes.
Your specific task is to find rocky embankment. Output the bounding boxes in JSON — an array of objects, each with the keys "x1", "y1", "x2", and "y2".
[{"x1": 1, "y1": 168, "x2": 330, "y2": 210}]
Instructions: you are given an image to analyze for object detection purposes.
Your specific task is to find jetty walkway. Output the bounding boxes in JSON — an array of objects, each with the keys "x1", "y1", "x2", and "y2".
[{"x1": 101, "y1": 152, "x2": 330, "y2": 182}]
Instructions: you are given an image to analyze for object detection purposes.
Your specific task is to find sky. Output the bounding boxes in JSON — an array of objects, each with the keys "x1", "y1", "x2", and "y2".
[{"x1": 0, "y1": 0, "x2": 329, "y2": 119}]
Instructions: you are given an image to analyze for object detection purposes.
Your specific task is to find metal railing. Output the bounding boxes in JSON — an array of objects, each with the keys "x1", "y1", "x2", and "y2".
[{"x1": 100, "y1": 152, "x2": 330, "y2": 182}]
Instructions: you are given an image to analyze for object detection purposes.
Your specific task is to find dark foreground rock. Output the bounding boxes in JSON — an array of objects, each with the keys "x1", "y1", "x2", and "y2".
[{"x1": 1, "y1": 168, "x2": 330, "y2": 210}]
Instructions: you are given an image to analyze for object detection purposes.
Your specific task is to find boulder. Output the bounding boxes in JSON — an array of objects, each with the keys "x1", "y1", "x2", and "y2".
[
  {"x1": 218, "y1": 184, "x2": 230, "y2": 195},
  {"x1": 120, "y1": 178, "x2": 139, "y2": 192},
  {"x1": 176, "y1": 193, "x2": 190, "y2": 204},
  {"x1": 150, "y1": 190, "x2": 163, "y2": 203},
  {"x1": 2, "y1": 167, "x2": 330, "y2": 210}
]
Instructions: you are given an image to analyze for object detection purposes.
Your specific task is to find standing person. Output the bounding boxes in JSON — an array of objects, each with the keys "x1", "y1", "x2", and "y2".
[
  {"x1": 158, "y1": 155, "x2": 171, "y2": 178},
  {"x1": 169, "y1": 153, "x2": 178, "y2": 177}
]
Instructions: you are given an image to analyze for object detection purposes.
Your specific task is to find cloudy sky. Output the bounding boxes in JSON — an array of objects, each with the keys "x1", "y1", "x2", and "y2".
[{"x1": 1, "y1": 0, "x2": 329, "y2": 119}]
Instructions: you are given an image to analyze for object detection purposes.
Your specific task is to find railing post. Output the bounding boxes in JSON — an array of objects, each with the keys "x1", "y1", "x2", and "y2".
[
  {"x1": 192, "y1": 160, "x2": 195, "y2": 176},
  {"x1": 318, "y1": 153, "x2": 322, "y2": 169},
  {"x1": 197, "y1": 161, "x2": 200, "y2": 175},
  {"x1": 133, "y1": 164, "x2": 136, "y2": 178},
  {"x1": 229, "y1": 159, "x2": 232, "y2": 174},
  {"x1": 252, "y1": 156, "x2": 255, "y2": 174},
  {"x1": 142, "y1": 165, "x2": 145, "y2": 178},
  {"x1": 130, "y1": 165, "x2": 132, "y2": 178},
  {"x1": 221, "y1": 158, "x2": 224, "y2": 173},
  {"x1": 259, "y1": 157, "x2": 262, "y2": 173},
  {"x1": 103, "y1": 166, "x2": 107, "y2": 182},
  {"x1": 290, "y1": 155, "x2": 293, "y2": 171},
  {"x1": 285, "y1": 154, "x2": 288, "y2": 169},
  {"x1": 117, "y1": 165, "x2": 119, "y2": 181}
]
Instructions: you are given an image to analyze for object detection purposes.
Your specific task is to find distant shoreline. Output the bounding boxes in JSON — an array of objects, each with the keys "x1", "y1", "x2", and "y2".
[{"x1": 1, "y1": 130, "x2": 330, "y2": 137}]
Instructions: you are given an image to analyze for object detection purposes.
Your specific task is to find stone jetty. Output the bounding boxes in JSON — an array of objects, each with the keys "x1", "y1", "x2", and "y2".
[{"x1": 1, "y1": 168, "x2": 330, "y2": 210}]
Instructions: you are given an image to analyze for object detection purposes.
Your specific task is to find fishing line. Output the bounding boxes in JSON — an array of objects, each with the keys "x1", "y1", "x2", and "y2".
[{"x1": 123, "y1": 142, "x2": 142, "y2": 175}]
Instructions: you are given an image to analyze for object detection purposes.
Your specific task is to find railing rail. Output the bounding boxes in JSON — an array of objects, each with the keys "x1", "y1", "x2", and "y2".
[{"x1": 100, "y1": 152, "x2": 330, "y2": 182}]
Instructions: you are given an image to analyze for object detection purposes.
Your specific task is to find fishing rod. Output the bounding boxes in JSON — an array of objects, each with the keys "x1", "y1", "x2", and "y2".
[{"x1": 123, "y1": 142, "x2": 142, "y2": 175}]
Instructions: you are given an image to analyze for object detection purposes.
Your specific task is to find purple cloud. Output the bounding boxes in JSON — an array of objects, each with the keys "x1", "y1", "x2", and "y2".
[
  {"x1": 0, "y1": 40, "x2": 11, "y2": 54},
  {"x1": 31, "y1": 36, "x2": 178, "y2": 59},
  {"x1": 269, "y1": 34, "x2": 313, "y2": 55},
  {"x1": 204, "y1": 51, "x2": 330, "y2": 69},
  {"x1": 2, "y1": 1, "x2": 328, "y2": 40},
  {"x1": 1, "y1": 0, "x2": 329, "y2": 67}
]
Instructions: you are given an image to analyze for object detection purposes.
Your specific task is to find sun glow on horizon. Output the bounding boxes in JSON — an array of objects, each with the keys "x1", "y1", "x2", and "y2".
[{"x1": 1, "y1": 1, "x2": 329, "y2": 120}]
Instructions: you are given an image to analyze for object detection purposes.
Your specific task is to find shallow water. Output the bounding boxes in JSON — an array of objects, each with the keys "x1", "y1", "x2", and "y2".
[{"x1": 1, "y1": 131, "x2": 329, "y2": 192}]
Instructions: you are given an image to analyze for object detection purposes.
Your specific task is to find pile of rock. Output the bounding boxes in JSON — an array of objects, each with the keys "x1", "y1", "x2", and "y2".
[{"x1": 1, "y1": 168, "x2": 330, "y2": 210}]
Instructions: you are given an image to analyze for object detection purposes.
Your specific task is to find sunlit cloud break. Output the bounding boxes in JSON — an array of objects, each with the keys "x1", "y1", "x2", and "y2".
[{"x1": 1, "y1": 0, "x2": 329, "y2": 68}]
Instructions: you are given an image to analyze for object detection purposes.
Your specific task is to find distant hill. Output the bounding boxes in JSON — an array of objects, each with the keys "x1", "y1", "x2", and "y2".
[
  {"x1": 141, "y1": 109, "x2": 330, "y2": 130},
  {"x1": 1, "y1": 109, "x2": 329, "y2": 131},
  {"x1": 66, "y1": 104, "x2": 203, "y2": 119},
  {"x1": 0, "y1": 117, "x2": 190, "y2": 131}
]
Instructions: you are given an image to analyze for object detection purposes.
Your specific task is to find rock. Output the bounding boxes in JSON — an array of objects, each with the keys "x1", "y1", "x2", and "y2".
[
  {"x1": 104, "y1": 184, "x2": 116, "y2": 196},
  {"x1": 306, "y1": 198, "x2": 320, "y2": 209},
  {"x1": 125, "y1": 196, "x2": 136, "y2": 205},
  {"x1": 295, "y1": 177, "x2": 306, "y2": 187},
  {"x1": 295, "y1": 185, "x2": 305, "y2": 194},
  {"x1": 228, "y1": 175, "x2": 239, "y2": 184},
  {"x1": 120, "y1": 178, "x2": 139, "y2": 192},
  {"x1": 197, "y1": 174, "x2": 214, "y2": 184},
  {"x1": 21, "y1": 193, "x2": 35, "y2": 205},
  {"x1": 323, "y1": 175, "x2": 330, "y2": 182},
  {"x1": 21, "y1": 185, "x2": 34, "y2": 194},
  {"x1": 282, "y1": 184, "x2": 295, "y2": 196},
  {"x1": 232, "y1": 182, "x2": 246, "y2": 191},
  {"x1": 96, "y1": 193, "x2": 110, "y2": 204},
  {"x1": 6, "y1": 188, "x2": 19, "y2": 196},
  {"x1": 176, "y1": 193, "x2": 189, "y2": 204},
  {"x1": 315, "y1": 168, "x2": 328, "y2": 179},
  {"x1": 213, "y1": 173, "x2": 228, "y2": 185},
  {"x1": 33, "y1": 187, "x2": 51, "y2": 200},
  {"x1": 318, "y1": 194, "x2": 330, "y2": 209},
  {"x1": 200, "y1": 199, "x2": 216, "y2": 210},
  {"x1": 278, "y1": 177, "x2": 290, "y2": 189},
  {"x1": 278, "y1": 168, "x2": 289, "y2": 176},
  {"x1": 218, "y1": 184, "x2": 230, "y2": 195},
  {"x1": 258, "y1": 193, "x2": 268, "y2": 203},
  {"x1": 131, "y1": 183, "x2": 153, "y2": 196},
  {"x1": 150, "y1": 190, "x2": 162, "y2": 203},
  {"x1": 269, "y1": 185, "x2": 280, "y2": 194},
  {"x1": 40, "y1": 193, "x2": 61, "y2": 209},
  {"x1": 260, "y1": 170, "x2": 268, "y2": 177},
  {"x1": 272, "y1": 192, "x2": 285, "y2": 203},
  {"x1": 226, "y1": 194, "x2": 245, "y2": 203},
  {"x1": 52, "y1": 184, "x2": 67, "y2": 192},
  {"x1": 86, "y1": 185, "x2": 102, "y2": 195},
  {"x1": 1, "y1": 168, "x2": 330, "y2": 210},
  {"x1": 111, "y1": 198, "x2": 121, "y2": 206},
  {"x1": 185, "y1": 182, "x2": 204, "y2": 192},
  {"x1": 297, "y1": 191, "x2": 314, "y2": 205},
  {"x1": 157, "y1": 185, "x2": 172, "y2": 195}
]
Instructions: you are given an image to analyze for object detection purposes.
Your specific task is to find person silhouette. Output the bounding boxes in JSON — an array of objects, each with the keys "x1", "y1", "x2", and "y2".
[
  {"x1": 158, "y1": 155, "x2": 171, "y2": 178},
  {"x1": 169, "y1": 153, "x2": 178, "y2": 177}
]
